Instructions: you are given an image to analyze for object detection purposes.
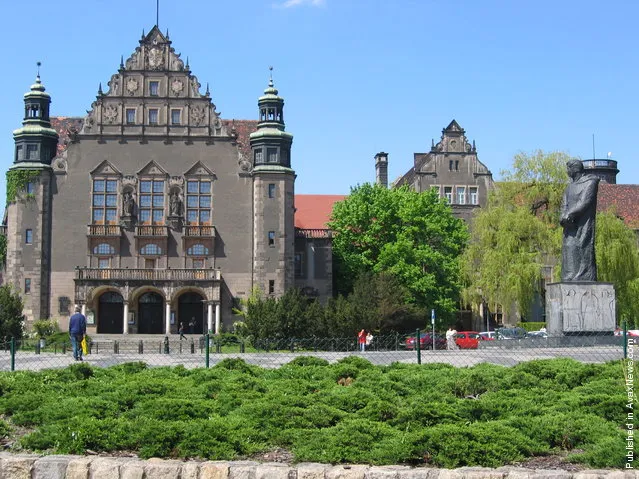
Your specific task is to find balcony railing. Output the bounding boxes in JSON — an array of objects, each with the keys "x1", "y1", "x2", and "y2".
[
  {"x1": 88, "y1": 224, "x2": 122, "y2": 237},
  {"x1": 296, "y1": 228, "x2": 332, "y2": 239},
  {"x1": 582, "y1": 159, "x2": 618, "y2": 170},
  {"x1": 135, "y1": 225, "x2": 169, "y2": 237},
  {"x1": 184, "y1": 225, "x2": 215, "y2": 237},
  {"x1": 76, "y1": 268, "x2": 221, "y2": 282}
]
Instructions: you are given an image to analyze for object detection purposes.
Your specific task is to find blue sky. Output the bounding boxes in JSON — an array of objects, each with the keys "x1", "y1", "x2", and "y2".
[{"x1": 1, "y1": 0, "x2": 637, "y2": 202}]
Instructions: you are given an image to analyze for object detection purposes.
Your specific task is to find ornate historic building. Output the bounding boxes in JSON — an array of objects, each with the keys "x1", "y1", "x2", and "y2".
[
  {"x1": 4, "y1": 26, "x2": 302, "y2": 335},
  {"x1": 393, "y1": 120, "x2": 494, "y2": 222}
]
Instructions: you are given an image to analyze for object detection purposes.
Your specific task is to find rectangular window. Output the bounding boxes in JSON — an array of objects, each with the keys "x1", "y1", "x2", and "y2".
[
  {"x1": 268, "y1": 280, "x2": 275, "y2": 295},
  {"x1": 268, "y1": 231, "x2": 276, "y2": 246},
  {"x1": 171, "y1": 109, "x2": 181, "y2": 125},
  {"x1": 254, "y1": 149, "x2": 263, "y2": 164},
  {"x1": 98, "y1": 258, "x2": 110, "y2": 269},
  {"x1": 457, "y1": 186, "x2": 466, "y2": 205},
  {"x1": 148, "y1": 109, "x2": 159, "y2": 125},
  {"x1": 470, "y1": 187, "x2": 478, "y2": 205},
  {"x1": 268, "y1": 184, "x2": 276, "y2": 198},
  {"x1": 444, "y1": 187, "x2": 452, "y2": 203},
  {"x1": 26, "y1": 182, "x2": 35, "y2": 194},
  {"x1": 126, "y1": 108, "x2": 136, "y2": 125},
  {"x1": 26, "y1": 144, "x2": 38, "y2": 160},
  {"x1": 92, "y1": 179, "x2": 118, "y2": 224},
  {"x1": 455, "y1": 160, "x2": 459, "y2": 171},
  {"x1": 24, "y1": 278, "x2": 31, "y2": 294},
  {"x1": 149, "y1": 81, "x2": 159, "y2": 96},
  {"x1": 16, "y1": 146, "x2": 23, "y2": 161},
  {"x1": 25, "y1": 229, "x2": 33, "y2": 244},
  {"x1": 185, "y1": 179, "x2": 212, "y2": 225},
  {"x1": 449, "y1": 160, "x2": 453, "y2": 171},
  {"x1": 267, "y1": 148, "x2": 278, "y2": 163},
  {"x1": 145, "y1": 258, "x2": 156, "y2": 269},
  {"x1": 139, "y1": 180, "x2": 164, "y2": 225}
]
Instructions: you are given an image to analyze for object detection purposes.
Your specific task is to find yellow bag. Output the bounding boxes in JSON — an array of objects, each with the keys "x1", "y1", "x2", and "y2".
[{"x1": 81, "y1": 337, "x2": 88, "y2": 355}]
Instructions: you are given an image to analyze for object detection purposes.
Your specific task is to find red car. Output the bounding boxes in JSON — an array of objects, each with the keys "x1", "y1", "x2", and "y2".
[
  {"x1": 404, "y1": 333, "x2": 447, "y2": 350},
  {"x1": 455, "y1": 331, "x2": 480, "y2": 349}
]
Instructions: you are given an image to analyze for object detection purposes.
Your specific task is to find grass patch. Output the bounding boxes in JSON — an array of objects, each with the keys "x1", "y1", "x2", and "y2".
[{"x1": 0, "y1": 358, "x2": 630, "y2": 468}]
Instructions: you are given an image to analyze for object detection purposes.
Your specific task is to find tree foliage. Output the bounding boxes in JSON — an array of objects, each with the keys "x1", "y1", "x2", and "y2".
[
  {"x1": 463, "y1": 150, "x2": 639, "y2": 325},
  {"x1": 328, "y1": 184, "x2": 468, "y2": 320},
  {"x1": 0, "y1": 285, "x2": 25, "y2": 339}
]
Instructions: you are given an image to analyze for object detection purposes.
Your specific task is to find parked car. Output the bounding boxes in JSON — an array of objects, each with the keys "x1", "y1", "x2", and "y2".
[
  {"x1": 455, "y1": 331, "x2": 480, "y2": 349},
  {"x1": 403, "y1": 333, "x2": 447, "y2": 350},
  {"x1": 527, "y1": 330, "x2": 548, "y2": 338},
  {"x1": 479, "y1": 331, "x2": 495, "y2": 340},
  {"x1": 495, "y1": 327, "x2": 527, "y2": 340}
]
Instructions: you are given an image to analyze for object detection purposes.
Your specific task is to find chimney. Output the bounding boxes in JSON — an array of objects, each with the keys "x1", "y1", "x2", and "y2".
[{"x1": 375, "y1": 152, "x2": 388, "y2": 188}]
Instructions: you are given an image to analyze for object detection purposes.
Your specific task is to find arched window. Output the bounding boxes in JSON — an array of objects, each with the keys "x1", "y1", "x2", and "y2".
[
  {"x1": 187, "y1": 244, "x2": 209, "y2": 256},
  {"x1": 140, "y1": 244, "x2": 162, "y2": 255},
  {"x1": 93, "y1": 243, "x2": 115, "y2": 255}
]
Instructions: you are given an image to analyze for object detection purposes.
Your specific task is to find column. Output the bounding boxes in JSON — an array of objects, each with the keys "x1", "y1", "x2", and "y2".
[
  {"x1": 81, "y1": 304, "x2": 86, "y2": 317},
  {"x1": 123, "y1": 301, "x2": 129, "y2": 335},
  {"x1": 215, "y1": 303, "x2": 221, "y2": 335},
  {"x1": 207, "y1": 302, "x2": 213, "y2": 334},
  {"x1": 165, "y1": 301, "x2": 171, "y2": 335}
]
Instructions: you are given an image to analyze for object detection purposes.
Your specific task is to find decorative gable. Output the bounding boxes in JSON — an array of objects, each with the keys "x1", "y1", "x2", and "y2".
[
  {"x1": 137, "y1": 160, "x2": 168, "y2": 176},
  {"x1": 184, "y1": 161, "x2": 216, "y2": 178},
  {"x1": 90, "y1": 160, "x2": 121, "y2": 176}
]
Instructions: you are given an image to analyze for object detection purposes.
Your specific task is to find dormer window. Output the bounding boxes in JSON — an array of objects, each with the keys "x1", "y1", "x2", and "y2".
[{"x1": 149, "y1": 81, "x2": 159, "y2": 96}]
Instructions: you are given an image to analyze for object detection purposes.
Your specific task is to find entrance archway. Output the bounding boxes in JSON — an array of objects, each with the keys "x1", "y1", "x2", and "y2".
[
  {"x1": 178, "y1": 292, "x2": 205, "y2": 334},
  {"x1": 138, "y1": 292, "x2": 164, "y2": 334},
  {"x1": 97, "y1": 291, "x2": 124, "y2": 334}
]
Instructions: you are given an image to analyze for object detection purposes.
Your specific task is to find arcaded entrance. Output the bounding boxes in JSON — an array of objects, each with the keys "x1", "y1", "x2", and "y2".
[
  {"x1": 97, "y1": 291, "x2": 124, "y2": 334},
  {"x1": 178, "y1": 292, "x2": 205, "y2": 334},
  {"x1": 138, "y1": 292, "x2": 164, "y2": 334}
]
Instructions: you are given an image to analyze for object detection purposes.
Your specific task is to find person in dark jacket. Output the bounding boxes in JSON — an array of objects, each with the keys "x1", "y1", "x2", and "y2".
[{"x1": 69, "y1": 306, "x2": 87, "y2": 361}]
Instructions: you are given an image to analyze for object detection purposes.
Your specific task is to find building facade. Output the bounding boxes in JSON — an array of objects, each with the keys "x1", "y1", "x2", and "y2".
[
  {"x1": 393, "y1": 120, "x2": 494, "y2": 223},
  {"x1": 4, "y1": 26, "x2": 299, "y2": 335}
]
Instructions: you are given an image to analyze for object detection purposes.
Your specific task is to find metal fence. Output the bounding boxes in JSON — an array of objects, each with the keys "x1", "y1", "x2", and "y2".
[{"x1": 0, "y1": 328, "x2": 633, "y2": 371}]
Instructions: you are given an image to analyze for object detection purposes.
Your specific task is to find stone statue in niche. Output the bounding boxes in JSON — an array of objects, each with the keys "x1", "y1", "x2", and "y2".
[
  {"x1": 559, "y1": 160, "x2": 600, "y2": 281},
  {"x1": 122, "y1": 191, "x2": 135, "y2": 216},
  {"x1": 170, "y1": 192, "x2": 183, "y2": 217}
]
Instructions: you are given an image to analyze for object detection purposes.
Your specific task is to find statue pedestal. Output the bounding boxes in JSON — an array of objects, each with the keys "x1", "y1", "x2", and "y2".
[
  {"x1": 167, "y1": 215, "x2": 182, "y2": 230},
  {"x1": 545, "y1": 282, "x2": 616, "y2": 336}
]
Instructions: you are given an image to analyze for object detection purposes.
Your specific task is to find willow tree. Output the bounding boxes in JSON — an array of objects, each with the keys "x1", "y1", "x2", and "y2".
[{"x1": 461, "y1": 151, "x2": 570, "y2": 318}]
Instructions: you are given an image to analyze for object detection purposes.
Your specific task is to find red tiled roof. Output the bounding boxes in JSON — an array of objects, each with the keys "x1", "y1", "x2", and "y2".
[
  {"x1": 50, "y1": 116, "x2": 83, "y2": 156},
  {"x1": 295, "y1": 194, "x2": 346, "y2": 230},
  {"x1": 598, "y1": 183, "x2": 639, "y2": 228}
]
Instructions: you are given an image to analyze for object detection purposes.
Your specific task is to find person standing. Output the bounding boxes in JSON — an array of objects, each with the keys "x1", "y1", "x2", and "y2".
[
  {"x1": 445, "y1": 326, "x2": 457, "y2": 351},
  {"x1": 179, "y1": 322, "x2": 186, "y2": 340},
  {"x1": 69, "y1": 306, "x2": 87, "y2": 361},
  {"x1": 358, "y1": 329, "x2": 367, "y2": 352}
]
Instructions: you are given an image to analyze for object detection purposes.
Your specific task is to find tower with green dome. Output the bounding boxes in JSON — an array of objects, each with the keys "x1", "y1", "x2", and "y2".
[
  {"x1": 5, "y1": 66, "x2": 59, "y2": 320},
  {"x1": 250, "y1": 70, "x2": 295, "y2": 295}
]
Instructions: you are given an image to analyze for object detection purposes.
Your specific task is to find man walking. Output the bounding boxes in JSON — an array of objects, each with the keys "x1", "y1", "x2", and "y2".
[{"x1": 69, "y1": 306, "x2": 87, "y2": 361}]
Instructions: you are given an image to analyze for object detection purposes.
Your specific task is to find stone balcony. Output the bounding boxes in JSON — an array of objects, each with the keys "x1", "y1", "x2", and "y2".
[{"x1": 75, "y1": 267, "x2": 221, "y2": 282}]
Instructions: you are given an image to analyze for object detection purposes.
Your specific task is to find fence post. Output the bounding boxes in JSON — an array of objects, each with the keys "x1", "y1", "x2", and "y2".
[
  {"x1": 10, "y1": 338, "x2": 15, "y2": 371},
  {"x1": 416, "y1": 329, "x2": 421, "y2": 365},
  {"x1": 114, "y1": 341, "x2": 119, "y2": 354},
  {"x1": 240, "y1": 341, "x2": 245, "y2": 353},
  {"x1": 163, "y1": 336, "x2": 170, "y2": 354},
  {"x1": 190, "y1": 339, "x2": 195, "y2": 354},
  {"x1": 35, "y1": 340, "x2": 40, "y2": 355},
  {"x1": 205, "y1": 333, "x2": 210, "y2": 368},
  {"x1": 138, "y1": 340, "x2": 143, "y2": 354},
  {"x1": 623, "y1": 320, "x2": 628, "y2": 359}
]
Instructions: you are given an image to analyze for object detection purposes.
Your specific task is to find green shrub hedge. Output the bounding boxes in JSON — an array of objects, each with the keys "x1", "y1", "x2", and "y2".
[{"x1": 0, "y1": 358, "x2": 632, "y2": 468}]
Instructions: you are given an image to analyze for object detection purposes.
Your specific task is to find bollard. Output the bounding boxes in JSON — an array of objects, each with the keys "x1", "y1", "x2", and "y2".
[
  {"x1": 138, "y1": 340, "x2": 143, "y2": 354},
  {"x1": 416, "y1": 328, "x2": 421, "y2": 365},
  {"x1": 190, "y1": 339, "x2": 195, "y2": 354},
  {"x1": 163, "y1": 336, "x2": 170, "y2": 354},
  {"x1": 240, "y1": 341, "x2": 245, "y2": 354},
  {"x1": 10, "y1": 338, "x2": 15, "y2": 371}
]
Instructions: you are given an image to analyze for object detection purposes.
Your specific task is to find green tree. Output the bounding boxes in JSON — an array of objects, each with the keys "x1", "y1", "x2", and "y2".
[
  {"x1": 596, "y1": 211, "x2": 639, "y2": 327},
  {"x1": 329, "y1": 183, "x2": 468, "y2": 321},
  {"x1": 461, "y1": 151, "x2": 571, "y2": 318},
  {"x1": 0, "y1": 285, "x2": 25, "y2": 339}
]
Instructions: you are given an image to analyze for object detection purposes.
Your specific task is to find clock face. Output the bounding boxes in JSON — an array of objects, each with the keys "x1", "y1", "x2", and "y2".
[
  {"x1": 148, "y1": 47, "x2": 163, "y2": 69},
  {"x1": 126, "y1": 78, "x2": 138, "y2": 94}
]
